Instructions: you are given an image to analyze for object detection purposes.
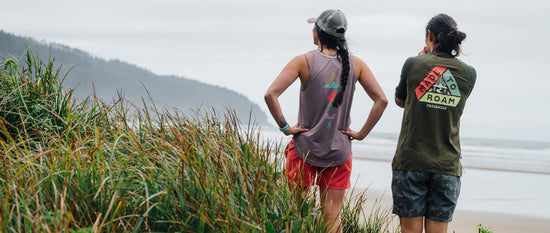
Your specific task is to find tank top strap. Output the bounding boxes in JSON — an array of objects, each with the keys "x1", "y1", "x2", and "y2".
[{"x1": 304, "y1": 53, "x2": 311, "y2": 71}]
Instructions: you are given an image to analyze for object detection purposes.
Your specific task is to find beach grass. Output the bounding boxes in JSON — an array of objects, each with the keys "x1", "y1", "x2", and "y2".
[
  {"x1": 477, "y1": 224, "x2": 494, "y2": 233},
  {"x1": 0, "y1": 49, "x2": 399, "y2": 232}
]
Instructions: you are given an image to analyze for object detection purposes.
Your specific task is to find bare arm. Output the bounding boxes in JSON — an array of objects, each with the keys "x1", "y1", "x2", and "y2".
[
  {"x1": 341, "y1": 57, "x2": 388, "y2": 140},
  {"x1": 264, "y1": 55, "x2": 309, "y2": 136}
]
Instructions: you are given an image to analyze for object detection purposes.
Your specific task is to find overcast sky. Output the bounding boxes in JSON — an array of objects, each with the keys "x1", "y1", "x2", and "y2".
[{"x1": 2, "y1": 0, "x2": 549, "y2": 142}]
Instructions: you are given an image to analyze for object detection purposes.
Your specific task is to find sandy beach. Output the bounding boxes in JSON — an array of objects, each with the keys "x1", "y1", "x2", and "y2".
[
  {"x1": 451, "y1": 209, "x2": 550, "y2": 233},
  {"x1": 347, "y1": 157, "x2": 550, "y2": 233},
  {"x1": 354, "y1": 190, "x2": 550, "y2": 233},
  {"x1": 355, "y1": 188, "x2": 550, "y2": 233}
]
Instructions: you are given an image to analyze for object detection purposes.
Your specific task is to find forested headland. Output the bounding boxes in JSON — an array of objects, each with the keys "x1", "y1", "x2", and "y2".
[{"x1": 0, "y1": 30, "x2": 269, "y2": 126}]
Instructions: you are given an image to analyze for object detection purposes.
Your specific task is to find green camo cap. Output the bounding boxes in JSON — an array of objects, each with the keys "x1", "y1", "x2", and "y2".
[{"x1": 307, "y1": 9, "x2": 347, "y2": 38}]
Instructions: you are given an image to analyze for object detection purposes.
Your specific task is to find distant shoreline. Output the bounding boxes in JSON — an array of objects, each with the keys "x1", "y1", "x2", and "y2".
[{"x1": 353, "y1": 156, "x2": 550, "y2": 176}]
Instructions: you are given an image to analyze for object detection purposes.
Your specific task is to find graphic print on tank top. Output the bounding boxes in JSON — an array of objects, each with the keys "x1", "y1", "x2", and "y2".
[
  {"x1": 323, "y1": 72, "x2": 343, "y2": 88},
  {"x1": 323, "y1": 72, "x2": 342, "y2": 129},
  {"x1": 415, "y1": 66, "x2": 461, "y2": 110}
]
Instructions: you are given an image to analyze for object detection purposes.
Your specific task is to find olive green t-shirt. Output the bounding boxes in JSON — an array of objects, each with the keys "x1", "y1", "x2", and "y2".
[{"x1": 393, "y1": 52, "x2": 476, "y2": 176}]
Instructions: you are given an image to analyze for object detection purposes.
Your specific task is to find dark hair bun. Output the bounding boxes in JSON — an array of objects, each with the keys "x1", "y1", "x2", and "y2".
[{"x1": 426, "y1": 14, "x2": 466, "y2": 57}]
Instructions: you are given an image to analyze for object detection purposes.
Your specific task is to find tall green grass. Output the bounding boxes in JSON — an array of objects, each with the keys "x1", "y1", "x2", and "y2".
[
  {"x1": 0, "y1": 50, "x2": 74, "y2": 142},
  {"x1": 0, "y1": 50, "x2": 398, "y2": 232}
]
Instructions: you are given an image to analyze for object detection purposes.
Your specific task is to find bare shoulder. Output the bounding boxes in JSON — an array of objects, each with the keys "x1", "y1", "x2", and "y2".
[
  {"x1": 352, "y1": 56, "x2": 371, "y2": 80},
  {"x1": 281, "y1": 52, "x2": 312, "y2": 86},
  {"x1": 287, "y1": 52, "x2": 311, "y2": 67},
  {"x1": 353, "y1": 56, "x2": 371, "y2": 69}
]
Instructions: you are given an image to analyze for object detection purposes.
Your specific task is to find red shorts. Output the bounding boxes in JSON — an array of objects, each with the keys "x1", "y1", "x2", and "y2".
[{"x1": 285, "y1": 140, "x2": 352, "y2": 190}]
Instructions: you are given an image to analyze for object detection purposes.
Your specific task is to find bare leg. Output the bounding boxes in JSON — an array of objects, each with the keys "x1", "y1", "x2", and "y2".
[
  {"x1": 319, "y1": 187, "x2": 346, "y2": 233},
  {"x1": 399, "y1": 216, "x2": 424, "y2": 233},
  {"x1": 425, "y1": 218, "x2": 448, "y2": 233}
]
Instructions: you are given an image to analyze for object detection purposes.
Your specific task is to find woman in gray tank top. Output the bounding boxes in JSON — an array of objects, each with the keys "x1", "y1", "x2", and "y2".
[{"x1": 264, "y1": 9, "x2": 387, "y2": 233}]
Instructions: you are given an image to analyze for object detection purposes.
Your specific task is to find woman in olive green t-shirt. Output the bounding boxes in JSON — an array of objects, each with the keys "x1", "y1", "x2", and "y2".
[{"x1": 393, "y1": 13, "x2": 476, "y2": 233}]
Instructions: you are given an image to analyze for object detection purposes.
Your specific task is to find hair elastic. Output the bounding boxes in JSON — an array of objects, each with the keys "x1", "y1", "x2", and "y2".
[{"x1": 280, "y1": 124, "x2": 290, "y2": 133}]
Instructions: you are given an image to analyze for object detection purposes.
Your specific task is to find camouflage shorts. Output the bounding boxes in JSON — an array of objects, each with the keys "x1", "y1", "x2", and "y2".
[{"x1": 391, "y1": 169, "x2": 461, "y2": 223}]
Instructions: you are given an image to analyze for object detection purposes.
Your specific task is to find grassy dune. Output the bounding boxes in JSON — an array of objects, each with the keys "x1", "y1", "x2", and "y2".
[{"x1": 0, "y1": 50, "x2": 397, "y2": 232}]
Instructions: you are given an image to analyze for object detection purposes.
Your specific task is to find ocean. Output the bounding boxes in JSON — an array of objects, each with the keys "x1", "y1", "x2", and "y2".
[
  {"x1": 352, "y1": 132, "x2": 550, "y2": 174},
  {"x1": 261, "y1": 129, "x2": 550, "y2": 219}
]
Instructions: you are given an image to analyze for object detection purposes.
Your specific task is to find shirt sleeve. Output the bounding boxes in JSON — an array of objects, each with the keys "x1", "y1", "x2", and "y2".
[
  {"x1": 395, "y1": 57, "x2": 416, "y2": 100},
  {"x1": 459, "y1": 60, "x2": 477, "y2": 97},
  {"x1": 467, "y1": 66, "x2": 477, "y2": 97}
]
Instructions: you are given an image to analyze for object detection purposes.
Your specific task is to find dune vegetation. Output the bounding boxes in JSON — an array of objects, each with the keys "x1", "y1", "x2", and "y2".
[{"x1": 0, "y1": 50, "x2": 397, "y2": 232}]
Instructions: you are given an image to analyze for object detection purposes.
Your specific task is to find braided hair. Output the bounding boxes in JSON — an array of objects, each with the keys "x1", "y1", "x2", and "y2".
[
  {"x1": 316, "y1": 25, "x2": 350, "y2": 108},
  {"x1": 426, "y1": 14, "x2": 467, "y2": 57}
]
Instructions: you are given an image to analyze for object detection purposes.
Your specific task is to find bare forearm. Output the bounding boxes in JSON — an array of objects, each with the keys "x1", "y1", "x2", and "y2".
[
  {"x1": 357, "y1": 99, "x2": 388, "y2": 139},
  {"x1": 264, "y1": 94, "x2": 288, "y2": 128}
]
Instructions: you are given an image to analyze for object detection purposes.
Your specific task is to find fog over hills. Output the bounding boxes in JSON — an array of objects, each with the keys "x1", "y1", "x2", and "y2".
[{"x1": 0, "y1": 30, "x2": 269, "y2": 126}]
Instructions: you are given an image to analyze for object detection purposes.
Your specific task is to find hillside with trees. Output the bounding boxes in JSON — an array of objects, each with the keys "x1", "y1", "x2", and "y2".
[{"x1": 0, "y1": 30, "x2": 269, "y2": 125}]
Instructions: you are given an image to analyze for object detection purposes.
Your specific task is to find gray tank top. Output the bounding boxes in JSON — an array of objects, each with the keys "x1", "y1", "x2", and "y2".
[{"x1": 293, "y1": 49, "x2": 356, "y2": 167}]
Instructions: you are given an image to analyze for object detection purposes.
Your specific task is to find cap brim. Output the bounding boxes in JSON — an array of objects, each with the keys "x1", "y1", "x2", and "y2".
[{"x1": 307, "y1": 17, "x2": 317, "y2": 24}]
